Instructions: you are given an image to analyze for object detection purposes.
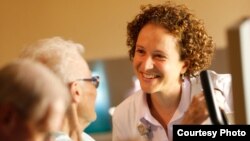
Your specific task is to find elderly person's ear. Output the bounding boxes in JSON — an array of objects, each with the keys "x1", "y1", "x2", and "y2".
[
  {"x1": 69, "y1": 81, "x2": 82, "y2": 103},
  {"x1": 0, "y1": 104, "x2": 18, "y2": 132}
]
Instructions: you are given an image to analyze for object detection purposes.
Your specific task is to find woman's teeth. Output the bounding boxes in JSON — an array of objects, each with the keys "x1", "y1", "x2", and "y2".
[{"x1": 143, "y1": 73, "x2": 157, "y2": 79}]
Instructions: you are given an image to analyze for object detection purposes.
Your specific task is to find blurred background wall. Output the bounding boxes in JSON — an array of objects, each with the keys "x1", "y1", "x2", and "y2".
[
  {"x1": 1, "y1": 0, "x2": 250, "y2": 66},
  {"x1": 1, "y1": 0, "x2": 249, "y2": 140}
]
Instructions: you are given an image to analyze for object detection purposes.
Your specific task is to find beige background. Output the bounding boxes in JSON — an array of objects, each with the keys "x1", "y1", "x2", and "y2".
[
  {"x1": 0, "y1": 0, "x2": 250, "y2": 67},
  {"x1": 1, "y1": 0, "x2": 249, "y2": 140}
]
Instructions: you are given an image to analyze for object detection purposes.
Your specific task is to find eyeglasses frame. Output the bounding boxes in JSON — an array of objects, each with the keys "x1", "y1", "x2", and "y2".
[{"x1": 75, "y1": 76, "x2": 100, "y2": 88}]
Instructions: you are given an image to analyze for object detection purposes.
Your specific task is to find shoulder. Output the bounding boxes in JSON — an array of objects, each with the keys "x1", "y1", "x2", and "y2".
[
  {"x1": 112, "y1": 90, "x2": 145, "y2": 141},
  {"x1": 82, "y1": 132, "x2": 95, "y2": 141},
  {"x1": 54, "y1": 132, "x2": 72, "y2": 141},
  {"x1": 113, "y1": 90, "x2": 143, "y2": 120}
]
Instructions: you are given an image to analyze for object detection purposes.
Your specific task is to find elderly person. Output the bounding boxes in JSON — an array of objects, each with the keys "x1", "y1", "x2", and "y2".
[
  {"x1": 20, "y1": 36, "x2": 99, "y2": 141},
  {"x1": 0, "y1": 59, "x2": 69, "y2": 141}
]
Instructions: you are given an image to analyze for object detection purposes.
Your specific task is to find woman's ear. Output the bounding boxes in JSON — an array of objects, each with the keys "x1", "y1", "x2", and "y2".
[
  {"x1": 68, "y1": 81, "x2": 81, "y2": 103},
  {"x1": 181, "y1": 60, "x2": 190, "y2": 74}
]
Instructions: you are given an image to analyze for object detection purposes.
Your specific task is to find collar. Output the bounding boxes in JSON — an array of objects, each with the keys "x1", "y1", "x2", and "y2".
[{"x1": 138, "y1": 77, "x2": 192, "y2": 126}]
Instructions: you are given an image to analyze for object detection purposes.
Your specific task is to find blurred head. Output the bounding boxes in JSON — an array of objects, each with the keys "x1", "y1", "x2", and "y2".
[
  {"x1": 127, "y1": 1, "x2": 215, "y2": 77},
  {"x1": 20, "y1": 37, "x2": 97, "y2": 127},
  {"x1": 0, "y1": 59, "x2": 69, "y2": 141}
]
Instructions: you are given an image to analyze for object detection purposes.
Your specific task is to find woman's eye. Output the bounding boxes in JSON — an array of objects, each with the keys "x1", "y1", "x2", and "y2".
[
  {"x1": 154, "y1": 54, "x2": 166, "y2": 60},
  {"x1": 135, "y1": 49, "x2": 145, "y2": 54}
]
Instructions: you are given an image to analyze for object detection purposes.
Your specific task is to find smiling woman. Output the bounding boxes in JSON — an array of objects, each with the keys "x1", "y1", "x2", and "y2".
[
  {"x1": 112, "y1": 1, "x2": 233, "y2": 141},
  {"x1": 0, "y1": 1, "x2": 250, "y2": 140}
]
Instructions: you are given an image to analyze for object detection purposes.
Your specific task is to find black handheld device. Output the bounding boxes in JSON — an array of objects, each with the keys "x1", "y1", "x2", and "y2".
[{"x1": 200, "y1": 70, "x2": 228, "y2": 125}]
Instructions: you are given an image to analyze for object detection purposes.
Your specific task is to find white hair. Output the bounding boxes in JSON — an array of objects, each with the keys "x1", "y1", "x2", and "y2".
[{"x1": 20, "y1": 36, "x2": 88, "y2": 83}]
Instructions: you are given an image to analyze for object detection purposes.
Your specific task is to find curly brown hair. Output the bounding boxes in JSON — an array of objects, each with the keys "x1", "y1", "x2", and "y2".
[{"x1": 127, "y1": 1, "x2": 215, "y2": 77}]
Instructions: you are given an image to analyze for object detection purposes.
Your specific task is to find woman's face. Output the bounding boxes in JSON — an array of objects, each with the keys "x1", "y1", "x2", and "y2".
[{"x1": 133, "y1": 23, "x2": 188, "y2": 94}]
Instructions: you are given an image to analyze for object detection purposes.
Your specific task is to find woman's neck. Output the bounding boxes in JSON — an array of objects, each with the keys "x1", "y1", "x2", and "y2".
[{"x1": 147, "y1": 83, "x2": 182, "y2": 134}]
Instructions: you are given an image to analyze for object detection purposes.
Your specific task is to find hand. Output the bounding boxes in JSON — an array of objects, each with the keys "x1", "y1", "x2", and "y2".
[{"x1": 181, "y1": 92, "x2": 209, "y2": 124}]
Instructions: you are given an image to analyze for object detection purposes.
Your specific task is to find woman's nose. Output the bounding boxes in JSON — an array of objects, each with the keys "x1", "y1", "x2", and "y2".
[{"x1": 142, "y1": 57, "x2": 154, "y2": 70}]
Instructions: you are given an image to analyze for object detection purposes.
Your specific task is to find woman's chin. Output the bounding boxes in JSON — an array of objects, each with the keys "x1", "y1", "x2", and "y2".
[{"x1": 141, "y1": 87, "x2": 155, "y2": 94}]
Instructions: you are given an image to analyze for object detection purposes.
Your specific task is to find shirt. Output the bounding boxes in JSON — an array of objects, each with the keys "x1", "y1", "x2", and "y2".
[
  {"x1": 112, "y1": 70, "x2": 233, "y2": 141},
  {"x1": 54, "y1": 131, "x2": 95, "y2": 141}
]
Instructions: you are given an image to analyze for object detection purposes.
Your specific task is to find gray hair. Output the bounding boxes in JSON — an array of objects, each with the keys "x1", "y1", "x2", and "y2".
[{"x1": 20, "y1": 36, "x2": 88, "y2": 83}]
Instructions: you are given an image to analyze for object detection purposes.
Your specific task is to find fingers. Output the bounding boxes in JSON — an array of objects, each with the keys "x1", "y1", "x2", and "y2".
[{"x1": 181, "y1": 92, "x2": 209, "y2": 124}]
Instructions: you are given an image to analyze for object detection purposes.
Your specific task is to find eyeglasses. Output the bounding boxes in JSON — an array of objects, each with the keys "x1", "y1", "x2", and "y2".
[{"x1": 76, "y1": 76, "x2": 100, "y2": 88}]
